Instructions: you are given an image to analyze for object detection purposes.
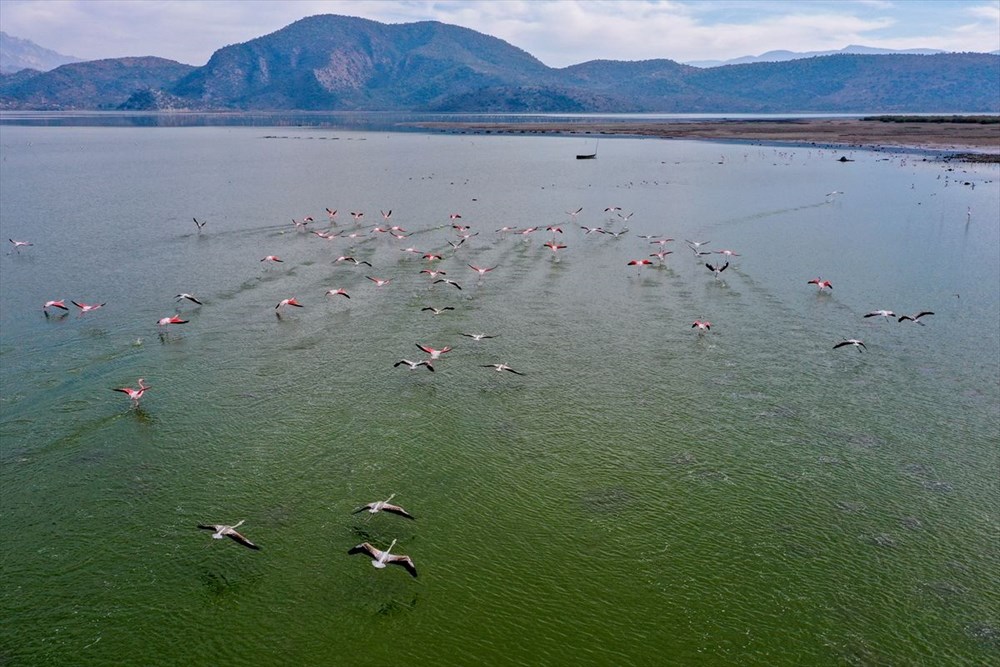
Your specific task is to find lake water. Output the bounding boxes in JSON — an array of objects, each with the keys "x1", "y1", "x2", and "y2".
[{"x1": 0, "y1": 119, "x2": 997, "y2": 666}]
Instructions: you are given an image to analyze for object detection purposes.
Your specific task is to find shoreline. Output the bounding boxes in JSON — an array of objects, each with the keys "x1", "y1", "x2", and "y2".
[{"x1": 413, "y1": 118, "x2": 1000, "y2": 160}]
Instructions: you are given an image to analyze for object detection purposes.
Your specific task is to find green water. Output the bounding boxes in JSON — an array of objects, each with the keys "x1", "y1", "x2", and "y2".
[{"x1": 1, "y1": 125, "x2": 997, "y2": 665}]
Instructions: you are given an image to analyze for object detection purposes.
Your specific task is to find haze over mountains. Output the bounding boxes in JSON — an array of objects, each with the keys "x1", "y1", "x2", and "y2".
[{"x1": 1, "y1": 15, "x2": 997, "y2": 113}]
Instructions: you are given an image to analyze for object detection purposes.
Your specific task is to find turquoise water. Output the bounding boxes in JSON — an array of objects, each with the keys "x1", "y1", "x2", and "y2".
[{"x1": 1, "y1": 125, "x2": 997, "y2": 666}]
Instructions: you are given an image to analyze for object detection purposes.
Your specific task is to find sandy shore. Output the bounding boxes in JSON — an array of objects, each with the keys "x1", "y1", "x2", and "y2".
[{"x1": 414, "y1": 118, "x2": 1000, "y2": 159}]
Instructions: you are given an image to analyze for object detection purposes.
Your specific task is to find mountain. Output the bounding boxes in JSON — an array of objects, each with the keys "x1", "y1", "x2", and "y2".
[
  {"x1": 0, "y1": 57, "x2": 194, "y2": 110},
  {"x1": 0, "y1": 31, "x2": 82, "y2": 73},
  {"x1": 1, "y1": 15, "x2": 997, "y2": 113},
  {"x1": 685, "y1": 45, "x2": 949, "y2": 68}
]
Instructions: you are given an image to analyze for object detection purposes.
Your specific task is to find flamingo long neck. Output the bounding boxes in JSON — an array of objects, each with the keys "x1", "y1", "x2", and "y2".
[{"x1": 382, "y1": 539, "x2": 397, "y2": 560}]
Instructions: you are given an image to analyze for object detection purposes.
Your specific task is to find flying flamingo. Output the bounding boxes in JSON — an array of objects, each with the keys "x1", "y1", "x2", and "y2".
[
  {"x1": 546, "y1": 225, "x2": 564, "y2": 235},
  {"x1": 348, "y1": 540, "x2": 417, "y2": 577},
  {"x1": 394, "y1": 359, "x2": 434, "y2": 372},
  {"x1": 863, "y1": 309, "x2": 895, "y2": 320},
  {"x1": 113, "y1": 378, "x2": 150, "y2": 404},
  {"x1": 43, "y1": 300, "x2": 69, "y2": 312},
  {"x1": 604, "y1": 228, "x2": 629, "y2": 239},
  {"x1": 691, "y1": 320, "x2": 711, "y2": 333},
  {"x1": 260, "y1": 255, "x2": 283, "y2": 263},
  {"x1": 325, "y1": 288, "x2": 350, "y2": 298},
  {"x1": 9, "y1": 239, "x2": 32, "y2": 251},
  {"x1": 380, "y1": 210, "x2": 392, "y2": 221},
  {"x1": 353, "y1": 494, "x2": 416, "y2": 519},
  {"x1": 416, "y1": 343, "x2": 452, "y2": 359},
  {"x1": 544, "y1": 241, "x2": 567, "y2": 256},
  {"x1": 482, "y1": 363, "x2": 524, "y2": 375},
  {"x1": 422, "y1": 306, "x2": 455, "y2": 315},
  {"x1": 452, "y1": 223, "x2": 471, "y2": 233},
  {"x1": 157, "y1": 315, "x2": 188, "y2": 326},
  {"x1": 434, "y1": 279, "x2": 462, "y2": 290},
  {"x1": 460, "y1": 332, "x2": 496, "y2": 341},
  {"x1": 72, "y1": 301, "x2": 106, "y2": 313},
  {"x1": 449, "y1": 213, "x2": 462, "y2": 220},
  {"x1": 350, "y1": 211, "x2": 364, "y2": 223},
  {"x1": 335, "y1": 256, "x2": 372, "y2": 267},
  {"x1": 650, "y1": 250, "x2": 673, "y2": 263},
  {"x1": 807, "y1": 278, "x2": 833, "y2": 291},
  {"x1": 275, "y1": 298, "x2": 303, "y2": 310},
  {"x1": 581, "y1": 226, "x2": 605, "y2": 235},
  {"x1": 706, "y1": 262, "x2": 729, "y2": 279},
  {"x1": 715, "y1": 249, "x2": 741, "y2": 258},
  {"x1": 175, "y1": 293, "x2": 203, "y2": 305},
  {"x1": 468, "y1": 264, "x2": 497, "y2": 278},
  {"x1": 649, "y1": 238, "x2": 675, "y2": 247},
  {"x1": 898, "y1": 311, "x2": 934, "y2": 324},
  {"x1": 420, "y1": 269, "x2": 446, "y2": 278},
  {"x1": 423, "y1": 253, "x2": 444, "y2": 261},
  {"x1": 325, "y1": 208, "x2": 338, "y2": 224},
  {"x1": 628, "y1": 259, "x2": 653, "y2": 274},
  {"x1": 566, "y1": 207, "x2": 583, "y2": 219},
  {"x1": 366, "y1": 276, "x2": 391, "y2": 287},
  {"x1": 197, "y1": 521, "x2": 260, "y2": 550},
  {"x1": 193, "y1": 217, "x2": 207, "y2": 231},
  {"x1": 834, "y1": 339, "x2": 866, "y2": 352}
]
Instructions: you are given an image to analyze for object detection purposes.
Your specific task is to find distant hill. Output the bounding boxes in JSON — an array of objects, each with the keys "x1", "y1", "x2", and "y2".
[
  {"x1": 1, "y1": 16, "x2": 997, "y2": 113},
  {"x1": 0, "y1": 31, "x2": 82, "y2": 73},
  {"x1": 685, "y1": 45, "x2": 949, "y2": 68}
]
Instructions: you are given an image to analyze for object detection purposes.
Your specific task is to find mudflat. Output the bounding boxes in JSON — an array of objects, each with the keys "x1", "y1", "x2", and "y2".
[{"x1": 416, "y1": 117, "x2": 1000, "y2": 156}]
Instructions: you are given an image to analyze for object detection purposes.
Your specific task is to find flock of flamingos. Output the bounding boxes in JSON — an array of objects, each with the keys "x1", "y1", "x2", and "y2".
[{"x1": 9, "y1": 197, "x2": 934, "y2": 576}]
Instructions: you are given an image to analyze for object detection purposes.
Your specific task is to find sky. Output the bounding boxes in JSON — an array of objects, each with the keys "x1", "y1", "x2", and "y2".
[{"x1": 1, "y1": 0, "x2": 998, "y2": 67}]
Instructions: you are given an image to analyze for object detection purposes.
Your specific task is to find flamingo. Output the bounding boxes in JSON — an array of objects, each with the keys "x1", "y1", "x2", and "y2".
[
  {"x1": 394, "y1": 359, "x2": 434, "y2": 372},
  {"x1": 468, "y1": 264, "x2": 497, "y2": 278},
  {"x1": 349, "y1": 211, "x2": 364, "y2": 223},
  {"x1": 325, "y1": 208, "x2": 338, "y2": 224},
  {"x1": 420, "y1": 269, "x2": 446, "y2": 278},
  {"x1": 482, "y1": 363, "x2": 524, "y2": 375},
  {"x1": 423, "y1": 253, "x2": 444, "y2": 261},
  {"x1": 715, "y1": 249, "x2": 741, "y2": 258},
  {"x1": 401, "y1": 247, "x2": 422, "y2": 256},
  {"x1": 898, "y1": 311, "x2": 934, "y2": 324},
  {"x1": 452, "y1": 223, "x2": 471, "y2": 233},
  {"x1": 335, "y1": 256, "x2": 372, "y2": 267},
  {"x1": 686, "y1": 240, "x2": 710, "y2": 250},
  {"x1": 863, "y1": 309, "x2": 895, "y2": 320},
  {"x1": 604, "y1": 228, "x2": 629, "y2": 239},
  {"x1": 650, "y1": 250, "x2": 673, "y2": 263},
  {"x1": 566, "y1": 207, "x2": 583, "y2": 218},
  {"x1": 604, "y1": 206, "x2": 622, "y2": 213},
  {"x1": 628, "y1": 259, "x2": 653, "y2": 274},
  {"x1": 416, "y1": 343, "x2": 452, "y2": 359},
  {"x1": 649, "y1": 238, "x2": 675, "y2": 247},
  {"x1": 157, "y1": 315, "x2": 188, "y2": 326},
  {"x1": 546, "y1": 225, "x2": 564, "y2": 235},
  {"x1": 366, "y1": 276, "x2": 391, "y2": 287},
  {"x1": 325, "y1": 288, "x2": 350, "y2": 298},
  {"x1": 71, "y1": 301, "x2": 106, "y2": 313},
  {"x1": 544, "y1": 241, "x2": 567, "y2": 255},
  {"x1": 834, "y1": 339, "x2": 866, "y2": 352},
  {"x1": 380, "y1": 210, "x2": 392, "y2": 221},
  {"x1": 705, "y1": 262, "x2": 729, "y2": 279},
  {"x1": 197, "y1": 520, "x2": 260, "y2": 550},
  {"x1": 617, "y1": 211, "x2": 635, "y2": 222},
  {"x1": 422, "y1": 306, "x2": 455, "y2": 315},
  {"x1": 9, "y1": 239, "x2": 32, "y2": 251},
  {"x1": 581, "y1": 226, "x2": 605, "y2": 235},
  {"x1": 449, "y1": 213, "x2": 462, "y2": 220},
  {"x1": 434, "y1": 279, "x2": 462, "y2": 290},
  {"x1": 692, "y1": 320, "x2": 711, "y2": 332},
  {"x1": 175, "y1": 293, "x2": 203, "y2": 305},
  {"x1": 113, "y1": 378, "x2": 150, "y2": 404},
  {"x1": 447, "y1": 239, "x2": 467, "y2": 250},
  {"x1": 43, "y1": 300, "x2": 69, "y2": 311},
  {"x1": 348, "y1": 540, "x2": 417, "y2": 577},
  {"x1": 193, "y1": 217, "x2": 207, "y2": 231},
  {"x1": 807, "y1": 278, "x2": 833, "y2": 291},
  {"x1": 275, "y1": 298, "x2": 303, "y2": 310},
  {"x1": 353, "y1": 494, "x2": 415, "y2": 519},
  {"x1": 460, "y1": 332, "x2": 496, "y2": 341},
  {"x1": 260, "y1": 255, "x2": 283, "y2": 263}
]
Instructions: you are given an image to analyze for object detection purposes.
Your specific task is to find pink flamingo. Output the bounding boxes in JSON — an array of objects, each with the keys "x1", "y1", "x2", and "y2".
[
  {"x1": 325, "y1": 288, "x2": 350, "y2": 299},
  {"x1": 416, "y1": 343, "x2": 452, "y2": 359},
  {"x1": 650, "y1": 250, "x2": 673, "y2": 263},
  {"x1": 9, "y1": 239, "x2": 32, "y2": 251},
  {"x1": 420, "y1": 269, "x2": 447, "y2": 278},
  {"x1": 350, "y1": 211, "x2": 364, "y2": 223},
  {"x1": 325, "y1": 208, "x2": 338, "y2": 224},
  {"x1": 113, "y1": 378, "x2": 150, "y2": 404},
  {"x1": 434, "y1": 279, "x2": 462, "y2": 290},
  {"x1": 482, "y1": 363, "x2": 524, "y2": 375},
  {"x1": 275, "y1": 298, "x2": 303, "y2": 310},
  {"x1": 627, "y1": 259, "x2": 653, "y2": 273},
  {"x1": 72, "y1": 301, "x2": 106, "y2": 313},
  {"x1": 261, "y1": 255, "x2": 283, "y2": 263},
  {"x1": 335, "y1": 256, "x2": 372, "y2": 267},
  {"x1": 468, "y1": 264, "x2": 497, "y2": 278},
  {"x1": 366, "y1": 276, "x2": 391, "y2": 287},
  {"x1": 544, "y1": 241, "x2": 567, "y2": 256},
  {"x1": 692, "y1": 320, "x2": 711, "y2": 333},
  {"x1": 43, "y1": 300, "x2": 69, "y2": 312},
  {"x1": 808, "y1": 278, "x2": 833, "y2": 291},
  {"x1": 716, "y1": 249, "x2": 741, "y2": 258},
  {"x1": 157, "y1": 315, "x2": 188, "y2": 326}
]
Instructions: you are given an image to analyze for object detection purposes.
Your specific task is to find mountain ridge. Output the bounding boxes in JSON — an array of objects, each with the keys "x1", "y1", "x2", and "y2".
[{"x1": 1, "y1": 15, "x2": 997, "y2": 113}]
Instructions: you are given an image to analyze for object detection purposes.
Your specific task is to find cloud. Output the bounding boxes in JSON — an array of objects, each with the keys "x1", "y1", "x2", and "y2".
[{"x1": 1, "y1": 0, "x2": 997, "y2": 67}]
